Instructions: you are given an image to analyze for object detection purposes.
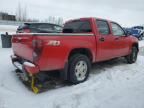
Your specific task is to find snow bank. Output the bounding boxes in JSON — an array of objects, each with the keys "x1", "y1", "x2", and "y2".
[
  {"x1": 0, "y1": 47, "x2": 144, "y2": 108},
  {"x1": 139, "y1": 40, "x2": 144, "y2": 47}
]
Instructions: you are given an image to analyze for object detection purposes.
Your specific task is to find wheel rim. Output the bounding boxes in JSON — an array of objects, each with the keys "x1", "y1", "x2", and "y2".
[{"x1": 75, "y1": 61, "x2": 88, "y2": 81}]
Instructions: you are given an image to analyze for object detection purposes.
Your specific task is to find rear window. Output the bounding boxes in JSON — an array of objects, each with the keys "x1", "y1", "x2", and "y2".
[{"x1": 63, "y1": 20, "x2": 92, "y2": 33}]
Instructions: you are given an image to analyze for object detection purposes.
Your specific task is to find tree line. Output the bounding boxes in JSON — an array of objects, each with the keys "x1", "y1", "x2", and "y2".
[{"x1": 0, "y1": 3, "x2": 63, "y2": 25}]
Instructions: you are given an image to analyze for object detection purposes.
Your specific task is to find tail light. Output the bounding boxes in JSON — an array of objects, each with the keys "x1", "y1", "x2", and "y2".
[{"x1": 32, "y1": 39, "x2": 44, "y2": 61}]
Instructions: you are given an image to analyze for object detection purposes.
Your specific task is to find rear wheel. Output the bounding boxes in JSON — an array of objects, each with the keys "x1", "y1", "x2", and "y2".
[
  {"x1": 68, "y1": 54, "x2": 91, "y2": 84},
  {"x1": 125, "y1": 46, "x2": 138, "y2": 64}
]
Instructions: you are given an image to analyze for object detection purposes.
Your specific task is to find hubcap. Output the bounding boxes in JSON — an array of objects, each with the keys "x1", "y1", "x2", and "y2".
[{"x1": 75, "y1": 61, "x2": 88, "y2": 81}]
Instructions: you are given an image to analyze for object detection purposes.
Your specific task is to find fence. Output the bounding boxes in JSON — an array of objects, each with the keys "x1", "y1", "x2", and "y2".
[{"x1": 0, "y1": 20, "x2": 23, "y2": 26}]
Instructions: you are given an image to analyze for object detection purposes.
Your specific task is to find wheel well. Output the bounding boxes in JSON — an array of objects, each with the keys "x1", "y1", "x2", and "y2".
[
  {"x1": 68, "y1": 48, "x2": 93, "y2": 62},
  {"x1": 132, "y1": 43, "x2": 139, "y2": 51}
]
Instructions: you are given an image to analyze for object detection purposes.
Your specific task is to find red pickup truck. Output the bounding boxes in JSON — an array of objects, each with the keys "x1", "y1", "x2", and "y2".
[{"x1": 11, "y1": 17, "x2": 138, "y2": 93}]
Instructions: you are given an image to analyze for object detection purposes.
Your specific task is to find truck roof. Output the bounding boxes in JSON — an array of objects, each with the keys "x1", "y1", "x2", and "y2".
[{"x1": 65, "y1": 17, "x2": 113, "y2": 23}]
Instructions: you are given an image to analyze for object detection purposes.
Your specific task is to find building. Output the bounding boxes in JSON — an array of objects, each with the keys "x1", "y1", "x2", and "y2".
[{"x1": 0, "y1": 12, "x2": 16, "y2": 21}]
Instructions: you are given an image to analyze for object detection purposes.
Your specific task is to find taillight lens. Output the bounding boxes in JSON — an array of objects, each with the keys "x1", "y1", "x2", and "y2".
[{"x1": 32, "y1": 39, "x2": 43, "y2": 61}]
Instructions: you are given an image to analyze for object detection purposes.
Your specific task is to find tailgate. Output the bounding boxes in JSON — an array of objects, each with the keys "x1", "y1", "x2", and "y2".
[{"x1": 12, "y1": 34, "x2": 34, "y2": 62}]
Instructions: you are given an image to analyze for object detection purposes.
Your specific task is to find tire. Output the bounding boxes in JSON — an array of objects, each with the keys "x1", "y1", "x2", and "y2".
[
  {"x1": 125, "y1": 46, "x2": 138, "y2": 64},
  {"x1": 68, "y1": 54, "x2": 91, "y2": 84}
]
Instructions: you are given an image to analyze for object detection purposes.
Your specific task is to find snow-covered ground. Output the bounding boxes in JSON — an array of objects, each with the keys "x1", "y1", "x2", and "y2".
[
  {"x1": 0, "y1": 41, "x2": 144, "y2": 108},
  {"x1": 139, "y1": 40, "x2": 144, "y2": 47}
]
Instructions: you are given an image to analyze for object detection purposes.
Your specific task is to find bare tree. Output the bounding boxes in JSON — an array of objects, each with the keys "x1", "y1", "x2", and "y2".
[
  {"x1": 16, "y1": 2, "x2": 28, "y2": 21},
  {"x1": 45, "y1": 16, "x2": 63, "y2": 25},
  {"x1": 22, "y1": 6, "x2": 27, "y2": 21},
  {"x1": 57, "y1": 17, "x2": 63, "y2": 25},
  {"x1": 16, "y1": 2, "x2": 22, "y2": 21}
]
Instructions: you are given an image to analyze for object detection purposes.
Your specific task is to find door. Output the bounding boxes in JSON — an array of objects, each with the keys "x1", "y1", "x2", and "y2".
[
  {"x1": 110, "y1": 22, "x2": 130, "y2": 57},
  {"x1": 96, "y1": 20, "x2": 117, "y2": 61}
]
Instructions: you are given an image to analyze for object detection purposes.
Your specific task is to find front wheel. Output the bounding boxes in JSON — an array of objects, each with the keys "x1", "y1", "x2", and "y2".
[
  {"x1": 125, "y1": 46, "x2": 138, "y2": 64},
  {"x1": 68, "y1": 54, "x2": 91, "y2": 84}
]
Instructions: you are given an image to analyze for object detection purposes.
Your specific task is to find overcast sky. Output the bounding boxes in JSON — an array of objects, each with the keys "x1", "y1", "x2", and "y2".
[{"x1": 1, "y1": 0, "x2": 144, "y2": 27}]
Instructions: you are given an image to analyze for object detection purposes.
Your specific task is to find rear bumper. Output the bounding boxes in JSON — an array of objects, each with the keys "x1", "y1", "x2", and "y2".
[{"x1": 11, "y1": 55, "x2": 39, "y2": 74}]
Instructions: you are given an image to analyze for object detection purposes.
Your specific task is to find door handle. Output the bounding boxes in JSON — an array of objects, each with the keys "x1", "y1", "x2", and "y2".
[{"x1": 99, "y1": 37, "x2": 105, "y2": 42}]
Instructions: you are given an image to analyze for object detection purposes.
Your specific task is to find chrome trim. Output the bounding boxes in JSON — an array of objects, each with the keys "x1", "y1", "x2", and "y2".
[
  {"x1": 13, "y1": 33, "x2": 94, "y2": 36},
  {"x1": 23, "y1": 62, "x2": 35, "y2": 67}
]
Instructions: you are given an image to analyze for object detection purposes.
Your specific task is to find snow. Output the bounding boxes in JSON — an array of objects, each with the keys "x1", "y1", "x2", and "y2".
[
  {"x1": 139, "y1": 40, "x2": 144, "y2": 47},
  {"x1": 0, "y1": 40, "x2": 144, "y2": 108},
  {"x1": 0, "y1": 25, "x2": 17, "y2": 34}
]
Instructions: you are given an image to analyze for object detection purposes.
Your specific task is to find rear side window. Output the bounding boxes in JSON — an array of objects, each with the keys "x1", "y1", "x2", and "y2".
[
  {"x1": 63, "y1": 20, "x2": 92, "y2": 33},
  {"x1": 96, "y1": 20, "x2": 110, "y2": 35}
]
